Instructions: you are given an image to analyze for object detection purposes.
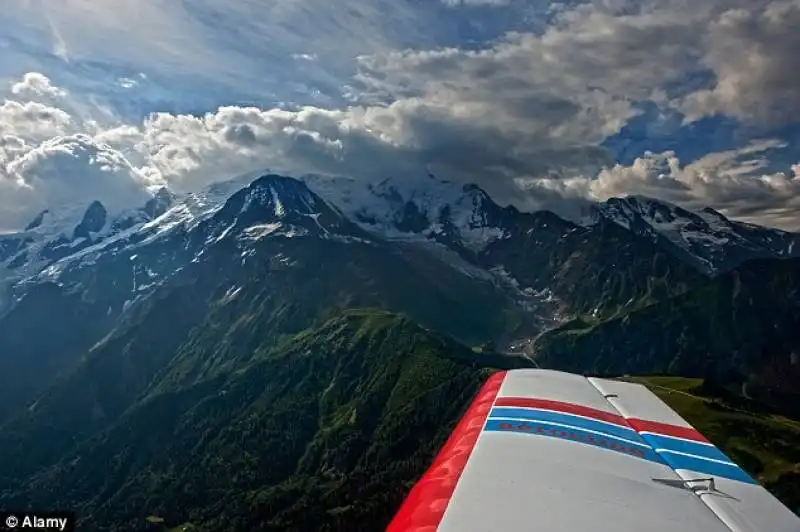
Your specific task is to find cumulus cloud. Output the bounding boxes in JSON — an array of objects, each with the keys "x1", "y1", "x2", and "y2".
[
  {"x1": 8, "y1": 134, "x2": 161, "y2": 207},
  {"x1": 0, "y1": 101, "x2": 73, "y2": 143},
  {"x1": 98, "y1": 105, "x2": 424, "y2": 192},
  {"x1": 521, "y1": 140, "x2": 800, "y2": 230},
  {"x1": 681, "y1": 1, "x2": 800, "y2": 125},
  {"x1": 10, "y1": 72, "x2": 67, "y2": 100},
  {"x1": 0, "y1": 134, "x2": 162, "y2": 230},
  {"x1": 0, "y1": 75, "x2": 162, "y2": 230}
]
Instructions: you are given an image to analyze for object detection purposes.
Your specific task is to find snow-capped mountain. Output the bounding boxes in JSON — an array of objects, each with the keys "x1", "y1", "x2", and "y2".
[
  {"x1": 204, "y1": 174, "x2": 359, "y2": 243},
  {"x1": 305, "y1": 174, "x2": 800, "y2": 274},
  {"x1": 301, "y1": 173, "x2": 515, "y2": 253},
  {"x1": 0, "y1": 189, "x2": 176, "y2": 284},
  {"x1": 1, "y1": 171, "x2": 523, "y2": 303},
  {"x1": 3, "y1": 170, "x2": 800, "y2": 319},
  {"x1": 6, "y1": 168, "x2": 799, "y2": 426},
  {"x1": 0, "y1": 172, "x2": 259, "y2": 298},
  {"x1": 2, "y1": 174, "x2": 373, "y2": 314},
  {"x1": 591, "y1": 196, "x2": 800, "y2": 273}
]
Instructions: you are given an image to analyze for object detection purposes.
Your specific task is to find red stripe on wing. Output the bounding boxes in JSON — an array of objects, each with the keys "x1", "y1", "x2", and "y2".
[
  {"x1": 386, "y1": 370, "x2": 506, "y2": 532},
  {"x1": 494, "y1": 397, "x2": 629, "y2": 427},
  {"x1": 627, "y1": 418, "x2": 710, "y2": 443}
]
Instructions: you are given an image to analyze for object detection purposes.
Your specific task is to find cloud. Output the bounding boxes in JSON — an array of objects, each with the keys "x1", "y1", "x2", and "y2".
[
  {"x1": 522, "y1": 140, "x2": 800, "y2": 230},
  {"x1": 0, "y1": 133, "x2": 162, "y2": 230},
  {"x1": 92, "y1": 97, "x2": 800, "y2": 231},
  {"x1": 0, "y1": 0, "x2": 460, "y2": 109},
  {"x1": 0, "y1": 100, "x2": 74, "y2": 144},
  {"x1": 0, "y1": 0, "x2": 558, "y2": 112},
  {"x1": 441, "y1": 0, "x2": 511, "y2": 6},
  {"x1": 1, "y1": 0, "x2": 800, "y2": 233},
  {"x1": 99, "y1": 105, "x2": 421, "y2": 192},
  {"x1": 1, "y1": 66, "x2": 799, "y2": 233},
  {"x1": 10, "y1": 72, "x2": 67, "y2": 100},
  {"x1": 0, "y1": 74, "x2": 162, "y2": 230},
  {"x1": 13, "y1": 133, "x2": 159, "y2": 204},
  {"x1": 680, "y1": 1, "x2": 800, "y2": 126}
]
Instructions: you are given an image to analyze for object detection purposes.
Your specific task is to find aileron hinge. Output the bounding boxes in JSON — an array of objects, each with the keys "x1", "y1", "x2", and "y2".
[{"x1": 684, "y1": 477, "x2": 717, "y2": 493}]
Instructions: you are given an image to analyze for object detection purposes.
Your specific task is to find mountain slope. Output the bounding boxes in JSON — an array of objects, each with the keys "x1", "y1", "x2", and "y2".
[
  {"x1": 7, "y1": 171, "x2": 796, "y2": 335},
  {"x1": 2, "y1": 313, "x2": 798, "y2": 531},
  {"x1": 1, "y1": 170, "x2": 799, "y2": 531},
  {"x1": 0, "y1": 174, "x2": 541, "y2": 427},
  {"x1": 5, "y1": 172, "x2": 798, "y2": 321},
  {"x1": 0, "y1": 310, "x2": 495, "y2": 532},
  {"x1": 2, "y1": 172, "x2": 795, "y2": 431},
  {"x1": 1, "y1": 172, "x2": 769, "y2": 433},
  {"x1": 307, "y1": 173, "x2": 708, "y2": 319},
  {"x1": 480, "y1": 211, "x2": 705, "y2": 319},
  {"x1": 533, "y1": 257, "x2": 800, "y2": 414},
  {"x1": 0, "y1": 281, "x2": 120, "y2": 423},
  {"x1": 592, "y1": 196, "x2": 800, "y2": 274},
  {"x1": 0, "y1": 189, "x2": 177, "y2": 290},
  {"x1": 630, "y1": 376, "x2": 800, "y2": 515},
  {"x1": 0, "y1": 174, "x2": 540, "y2": 489},
  {"x1": 307, "y1": 173, "x2": 800, "y2": 277}
]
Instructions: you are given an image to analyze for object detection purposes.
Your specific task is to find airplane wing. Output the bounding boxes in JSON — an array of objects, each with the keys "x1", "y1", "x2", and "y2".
[{"x1": 387, "y1": 369, "x2": 800, "y2": 532}]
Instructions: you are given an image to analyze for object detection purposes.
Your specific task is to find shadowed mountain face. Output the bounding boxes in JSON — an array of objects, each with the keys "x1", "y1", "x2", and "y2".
[
  {"x1": 0, "y1": 310, "x2": 496, "y2": 531},
  {"x1": 533, "y1": 258, "x2": 800, "y2": 416},
  {"x1": 479, "y1": 211, "x2": 704, "y2": 319},
  {"x1": 0, "y1": 282, "x2": 120, "y2": 422},
  {"x1": 3, "y1": 172, "x2": 797, "y2": 316},
  {"x1": 590, "y1": 196, "x2": 800, "y2": 274},
  {"x1": 0, "y1": 310, "x2": 798, "y2": 531},
  {"x1": 73, "y1": 201, "x2": 108, "y2": 240},
  {"x1": 0, "y1": 173, "x2": 798, "y2": 530}
]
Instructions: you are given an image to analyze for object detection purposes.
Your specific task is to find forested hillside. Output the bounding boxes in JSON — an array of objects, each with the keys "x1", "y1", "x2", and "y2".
[
  {"x1": 534, "y1": 258, "x2": 800, "y2": 416},
  {"x1": 0, "y1": 310, "x2": 494, "y2": 531}
]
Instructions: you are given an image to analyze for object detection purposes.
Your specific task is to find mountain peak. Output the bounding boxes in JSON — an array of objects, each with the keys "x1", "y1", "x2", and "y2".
[
  {"x1": 302, "y1": 174, "x2": 511, "y2": 252},
  {"x1": 597, "y1": 195, "x2": 700, "y2": 228},
  {"x1": 143, "y1": 187, "x2": 177, "y2": 219},
  {"x1": 241, "y1": 173, "x2": 322, "y2": 218},
  {"x1": 700, "y1": 206, "x2": 728, "y2": 221},
  {"x1": 604, "y1": 194, "x2": 682, "y2": 214},
  {"x1": 592, "y1": 194, "x2": 800, "y2": 274},
  {"x1": 202, "y1": 174, "x2": 353, "y2": 244},
  {"x1": 73, "y1": 201, "x2": 108, "y2": 240},
  {"x1": 24, "y1": 210, "x2": 49, "y2": 232}
]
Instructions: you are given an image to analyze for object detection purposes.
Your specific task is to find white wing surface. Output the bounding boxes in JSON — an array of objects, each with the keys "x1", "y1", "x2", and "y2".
[{"x1": 387, "y1": 369, "x2": 800, "y2": 532}]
